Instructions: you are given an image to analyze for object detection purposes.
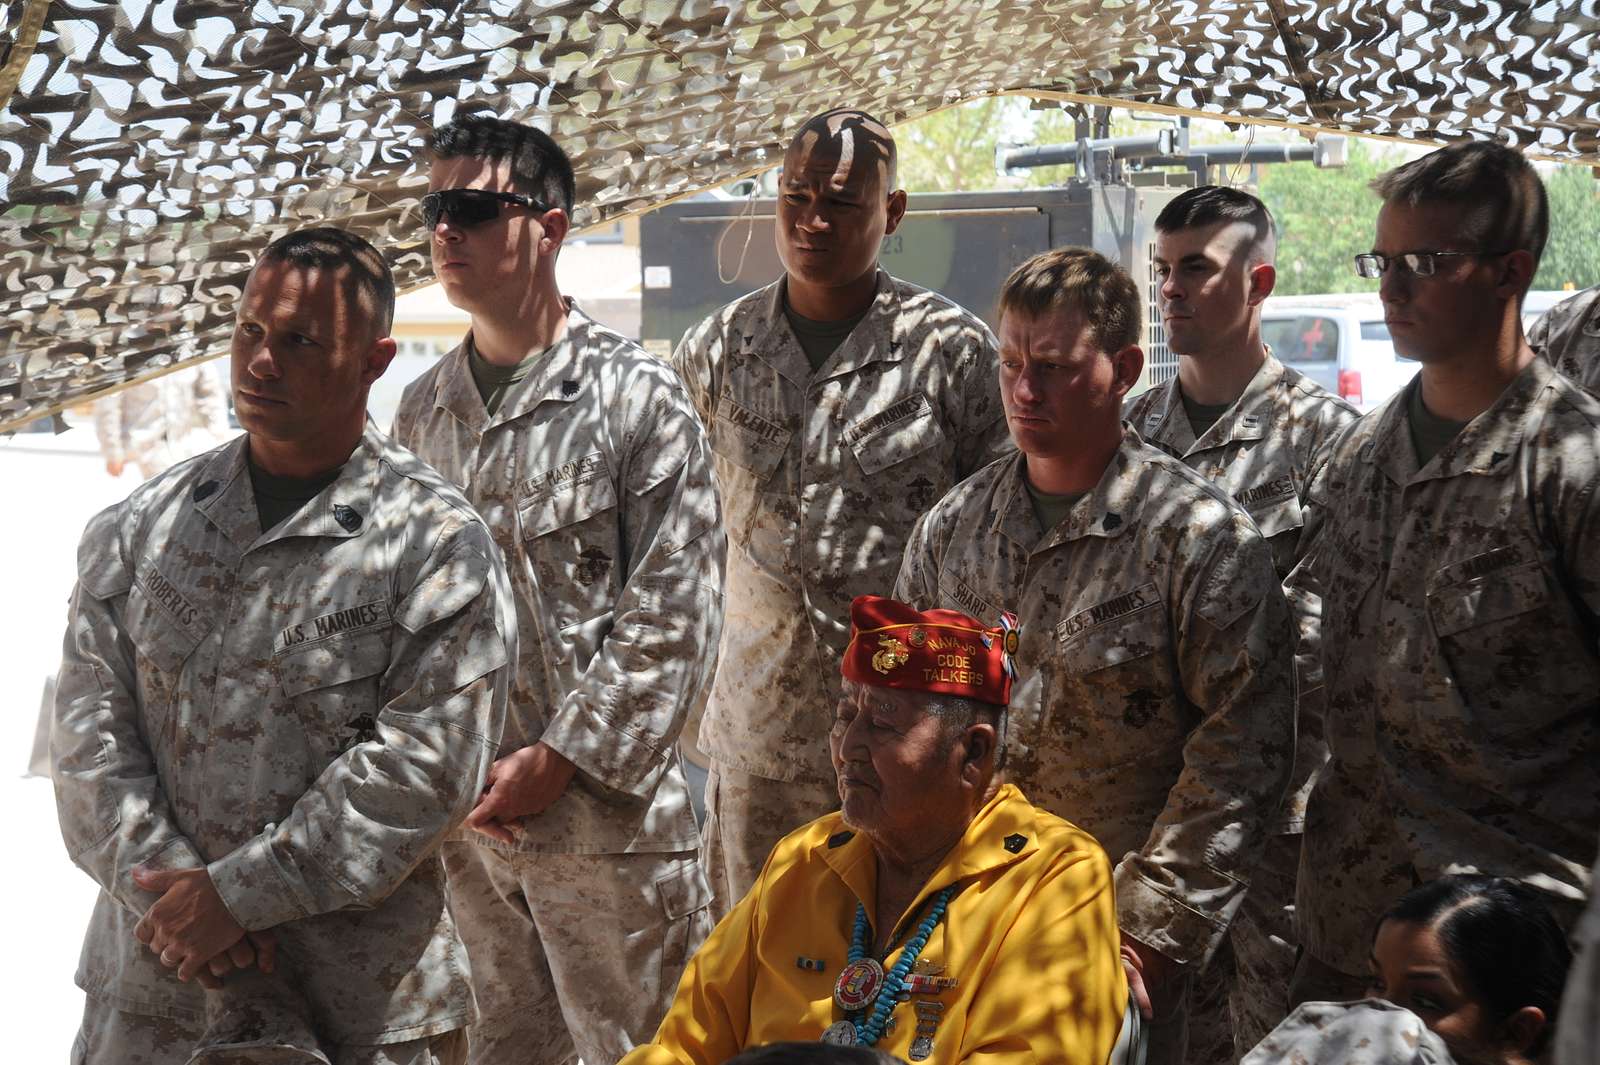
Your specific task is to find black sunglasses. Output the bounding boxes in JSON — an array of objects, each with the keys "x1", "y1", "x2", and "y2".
[{"x1": 421, "y1": 188, "x2": 548, "y2": 229}]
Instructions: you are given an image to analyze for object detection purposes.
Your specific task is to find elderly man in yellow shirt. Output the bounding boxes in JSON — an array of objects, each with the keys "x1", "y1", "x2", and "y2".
[{"x1": 622, "y1": 595, "x2": 1127, "y2": 1065}]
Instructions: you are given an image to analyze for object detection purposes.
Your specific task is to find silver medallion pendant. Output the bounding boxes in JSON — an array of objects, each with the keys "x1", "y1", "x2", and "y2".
[
  {"x1": 821, "y1": 1020, "x2": 859, "y2": 1046},
  {"x1": 909, "y1": 1034, "x2": 935, "y2": 1060}
]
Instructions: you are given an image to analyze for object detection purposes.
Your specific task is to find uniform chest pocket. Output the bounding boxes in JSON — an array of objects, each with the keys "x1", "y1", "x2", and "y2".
[
  {"x1": 1053, "y1": 599, "x2": 1182, "y2": 762},
  {"x1": 1427, "y1": 558, "x2": 1548, "y2": 638},
  {"x1": 1426, "y1": 557, "x2": 1588, "y2": 736},
  {"x1": 1246, "y1": 492, "x2": 1304, "y2": 541},
  {"x1": 275, "y1": 627, "x2": 392, "y2": 752},
  {"x1": 1317, "y1": 528, "x2": 1382, "y2": 635},
  {"x1": 845, "y1": 398, "x2": 945, "y2": 477},
  {"x1": 711, "y1": 423, "x2": 789, "y2": 487},
  {"x1": 1057, "y1": 601, "x2": 1167, "y2": 676},
  {"x1": 518, "y1": 465, "x2": 619, "y2": 541},
  {"x1": 1247, "y1": 495, "x2": 1306, "y2": 580},
  {"x1": 712, "y1": 396, "x2": 791, "y2": 486},
  {"x1": 125, "y1": 582, "x2": 204, "y2": 678}
]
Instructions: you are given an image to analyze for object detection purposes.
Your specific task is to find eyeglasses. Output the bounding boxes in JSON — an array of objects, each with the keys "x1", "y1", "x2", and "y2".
[
  {"x1": 420, "y1": 188, "x2": 547, "y2": 229},
  {"x1": 1353, "y1": 250, "x2": 1505, "y2": 280}
]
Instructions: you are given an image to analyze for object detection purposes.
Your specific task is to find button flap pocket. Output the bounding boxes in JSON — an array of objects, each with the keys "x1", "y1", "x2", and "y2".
[
  {"x1": 125, "y1": 578, "x2": 204, "y2": 676},
  {"x1": 845, "y1": 394, "x2": 943, "y2": 477},
  {"x1": 1243, "y1": 490, "x2": 1304, "y2": 541},
  {"x1": 1056, "y1": 585, "x2": 1164, "y2": 675},
  {"x1": 654, "y1": 861, "x2": 713, "y2": 920},
  {"x1": 1428, "y1": 558, "x2": 1549, "y2": 638},
  {"x1": 518, "y1": 454, "x2": 618, "y2": 540},
  {"x1": 713, "y1": 395, "x2": 790, "y2": 480},
  {"x1": 275, "y1": 626, "x2": 390, "y2": 696}
]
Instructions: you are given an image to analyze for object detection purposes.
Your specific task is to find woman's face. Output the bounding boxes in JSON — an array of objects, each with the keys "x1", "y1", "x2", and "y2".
[{"x1": 1369, "y1": 918, "x2": 1540, "y2": 1063}]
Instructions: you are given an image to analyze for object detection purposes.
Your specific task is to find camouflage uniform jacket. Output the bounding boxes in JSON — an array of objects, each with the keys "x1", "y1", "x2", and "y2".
[
  {"x1": 52, "y1": 426, "x2": 515, "y2": 1040},
  {"x1": 1528, "y1": 285, "x2": 1600, "y2": 393},
  {"x1": 672, "y1": 271, "x2": 1009, "y2": 784},
  {"x1": 894, "y1": 430, "x2": 1296, "y2": 966},
  {"x1": 1124, "y1": 354, "x2": 1360, "y2": 833},
  {"x1": 1289, "y1": 358, "x2": 1600, "y2": 976},
  {"x1": 395, "y1": 304, "x2": 724, "y2": 855}
]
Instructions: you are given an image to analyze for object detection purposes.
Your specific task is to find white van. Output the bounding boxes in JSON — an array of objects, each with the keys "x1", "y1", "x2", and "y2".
[
  {"x1": 1260, "y1": 289, "x2": 1582, "y2": 414},
  {"x1": 1259, "y1": 293, "x2": 1411, "y2": 412}
]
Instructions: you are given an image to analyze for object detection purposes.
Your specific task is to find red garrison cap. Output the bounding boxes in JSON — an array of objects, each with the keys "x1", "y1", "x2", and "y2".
[{"x1": 841, "y1": 595, "x2": 1018, "y2": 707}]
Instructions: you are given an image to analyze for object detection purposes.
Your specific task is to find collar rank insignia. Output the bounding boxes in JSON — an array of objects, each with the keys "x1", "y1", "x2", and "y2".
[
  {"x1": 561, "y1": 379, "x2": 580, "y2": 398},
  {"x1": 333, "y1": 504, "x2": 362, "y2": 532},
  {"x1": 1102, "y1": 512, "x2": 1122, "y2": 532},
  {"x1": 1003, "y1": 833, "x2": 1026, "y2": 854},
  {"x1": 827, "y1": 830, "x2": 854, "y2": 849},
  {"x1": 1491, "y1": 451, "x2": 1509, "y2": 465},
  {"x1": 193, "y1": 480, "x2": 219, "y2": 502}
]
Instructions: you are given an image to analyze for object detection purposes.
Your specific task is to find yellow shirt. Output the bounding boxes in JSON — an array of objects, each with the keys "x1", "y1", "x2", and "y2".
[{"x1": 622, "y1": 784, "x2": 1126, "y2": 1065}]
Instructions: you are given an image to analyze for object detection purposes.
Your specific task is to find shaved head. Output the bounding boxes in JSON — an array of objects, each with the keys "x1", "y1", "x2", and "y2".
[{"x1": 787, "y1": 108, "x2": 897, "y2": 189}]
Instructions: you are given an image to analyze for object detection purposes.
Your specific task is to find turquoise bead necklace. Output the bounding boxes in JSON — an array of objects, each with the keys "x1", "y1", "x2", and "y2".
[{"x1": 843, "y1": 885, "x2": 955, "y2": 1046}]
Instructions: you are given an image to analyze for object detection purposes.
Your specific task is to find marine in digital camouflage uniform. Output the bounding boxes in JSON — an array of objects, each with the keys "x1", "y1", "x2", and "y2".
[
  {"x1": 53, "y1": 228, "x2": 514, "y2": 1065},
  {"x1": 1125, "y1": 186, "x2": 1360, "y2": 1061},
  {"x1": 392, "y1": 116, "x2": 723, "y2": 1065},
  {"x1": 1527, "y1": 283, "x2": 1600, "y2": 393},
  {"x1": 896, "y1": 248, "x2": 1295, "y2": 1065},
  {"x1": 671, "y1": 109, "x2": 1011, "y2": 917},
  {"x1": 1288, "y1": 141, "x2": 1600, "y2": 1003},
  {"x1": 93, "y1": 362, "x2": 232, "y2": 481}
]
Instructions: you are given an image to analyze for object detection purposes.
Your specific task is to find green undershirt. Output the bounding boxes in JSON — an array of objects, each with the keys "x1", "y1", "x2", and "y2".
[
  {"x1": 1407, "y1": 378, "x2": 1469, "y2": 468},
  {"x1": 1025, "y1": 478, "x2": 1088, "y2": 538},
  {"x1": 249, "y1": 460, "x2": 342, "y2": 534},
  {"x1": 784, "y1": 301, "x2": 870, "y2": 372},
  {"x1": 1180, "y1": 388, "x2": 1235, "y2": 440},
  {"x1": 469, "y1": 339, "x2": 551, "y2": 416}
]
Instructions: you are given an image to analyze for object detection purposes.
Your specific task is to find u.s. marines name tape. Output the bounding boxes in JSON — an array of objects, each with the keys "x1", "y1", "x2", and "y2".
[{"x1": 276, "y1": 601, "x2": 392, "y2": 653}]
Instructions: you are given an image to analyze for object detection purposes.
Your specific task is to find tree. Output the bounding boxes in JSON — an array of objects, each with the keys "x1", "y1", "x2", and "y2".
[
  {"x1": 1257, "y1": 141, "x2": 1388, "y2": 296},
  {"x1": 893, "y1": 98, "x2": 1600, "y2": 296},
  {"x1": 1535, "y1": 163, "x2": 1600, "y2": 292}
]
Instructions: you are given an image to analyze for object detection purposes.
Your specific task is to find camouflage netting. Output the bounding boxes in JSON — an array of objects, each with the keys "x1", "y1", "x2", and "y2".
[{"x1": 2, "y1": 0, "x2": 1598, "y2": 431}]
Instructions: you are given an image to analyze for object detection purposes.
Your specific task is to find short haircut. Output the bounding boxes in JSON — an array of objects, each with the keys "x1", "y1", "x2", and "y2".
[
  {"x1": 788, "y1": 108, "x2": 898, "y2": 189},
  {"x1": 1155, "y1": 184, "x2": 1276, "y2": 264},
  {"x1": 427, "y1": 114, "x2": 576, "y2": 215},
  {"x1": 926, "y1": 691, "x2": 1009, "y2": 771},
  {"x1": 723, "y1": 1042, "x2": 905, "y2": 1065},
  {"x1": 998, "y1": 247, "x2": 1141, "y2": 354},
  {"x1": 259, "y1": 227, "x2": 395, "y2": 338},
  {"x1": 1371, "y1": 140, "x2": 1548, "y2": 265},
  {"x1": 1380, "y1": 874, "x2": 1571, "y2": 1055}
]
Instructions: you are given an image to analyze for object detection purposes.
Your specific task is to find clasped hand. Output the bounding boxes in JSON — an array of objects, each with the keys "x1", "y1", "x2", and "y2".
[
  {"x1": 464, "y1": 741, "x2": 577, "y2": 844},
  {"x1": 131, "y1": 866, "x2": 277, "y2": 988}
]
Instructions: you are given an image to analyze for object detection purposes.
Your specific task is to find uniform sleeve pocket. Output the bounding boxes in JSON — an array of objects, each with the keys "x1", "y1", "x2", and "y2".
[
  {"x1": 519, "y1": 472, "x2": 619, "y2": 540},
  {"x1": 276, "y1": 629, "x2": 391, "y2": 696},
  {"x1": 1427, "y1": 561, "x2": 1549, "y2": 638},
  {"x1": 847, "y1": 403, "x2": 945, "y2": 477}
]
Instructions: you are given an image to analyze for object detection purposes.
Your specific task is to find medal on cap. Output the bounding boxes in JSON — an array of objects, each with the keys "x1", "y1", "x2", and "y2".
[{"x1": 833, "y1": 957, "x2": 886, "y2": 1011}]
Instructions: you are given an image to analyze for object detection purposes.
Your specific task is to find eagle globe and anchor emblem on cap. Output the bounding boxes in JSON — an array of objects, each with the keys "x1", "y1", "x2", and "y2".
[{"x1": 871, "y1": 635, "x2": 911, "y2": 675}]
